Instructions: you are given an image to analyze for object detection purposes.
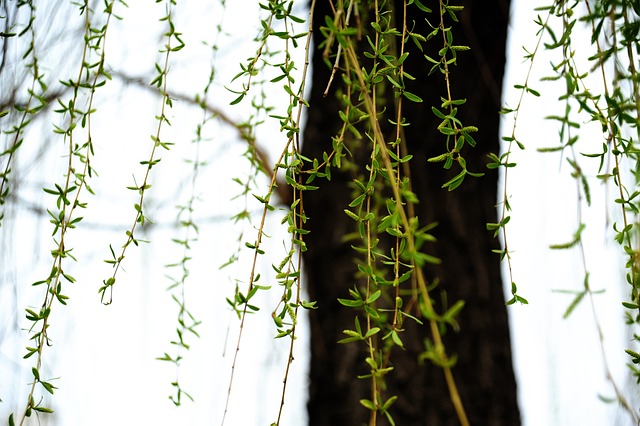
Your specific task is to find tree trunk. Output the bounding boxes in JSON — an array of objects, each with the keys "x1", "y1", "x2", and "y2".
[{"x1": 302, "y1": 1, "x2": 519, "y2": 425}]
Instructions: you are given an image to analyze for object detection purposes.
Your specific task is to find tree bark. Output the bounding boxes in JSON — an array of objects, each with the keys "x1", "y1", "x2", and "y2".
[{"x1": 302, "y1": 1, "x2": 519, "y2": 425}]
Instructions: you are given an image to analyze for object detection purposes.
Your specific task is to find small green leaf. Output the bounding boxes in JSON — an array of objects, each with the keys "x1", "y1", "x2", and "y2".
[
  {"x1": 563, "y1": 291, "x2": 586, "y2": 319},
  {"x1": 360, "y1": 399, "x2": 376, "y2": 410},
  {"x1": 230, "y1": 93, "x2": 245, "y2": 105},
  {"x1": 344, "y1": 209, "x2": 361, "y2": 221},
  {"x1": 32, "y1": 406, "x2": 54, "y2": 414},
  {"x1": 349, "y1": 193, "x2": 367, "y2": 207},
  {"x1": 366, "y1": 290, "x2": 381, "y2": 304},
  {"x1": 441, "y1": 169, "x2": 466, "y2": 191},
  {"x1": 337, "y1": 298, "x2": 363, "y2": 308},
  {"x1": 412, "y1": 0, "x2": 432, "y2": 12},
  {"x1": 403, "y1": 91, "x2": 423, "y2": 103},
  {"x1": 364, "y1": 327, "x2": 380, "y2": 339},
  {"x1": 391, "y1": 330, "x2": 404, "y2": 348}
]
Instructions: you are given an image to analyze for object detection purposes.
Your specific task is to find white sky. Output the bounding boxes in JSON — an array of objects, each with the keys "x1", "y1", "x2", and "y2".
[{"x1": 1, "y1": 1, "x2": 638, "y2": 425}]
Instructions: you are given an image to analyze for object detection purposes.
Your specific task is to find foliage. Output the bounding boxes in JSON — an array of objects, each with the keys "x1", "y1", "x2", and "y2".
[
  {"x1": 499, "y1": 0, "x2": 640, "y2": 421},
  {"x1": 0, "y1": 0, "x2": 639, "y2": 425}
]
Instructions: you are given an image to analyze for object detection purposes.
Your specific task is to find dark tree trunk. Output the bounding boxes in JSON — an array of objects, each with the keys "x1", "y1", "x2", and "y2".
[{"x1": 302, "y1": 1, "x2": 519, "y2": 425}]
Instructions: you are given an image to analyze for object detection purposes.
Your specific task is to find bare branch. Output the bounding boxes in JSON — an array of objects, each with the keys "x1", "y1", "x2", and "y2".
[{"x1": 112, "y1": 70, "x2": 291, "y2": 205}]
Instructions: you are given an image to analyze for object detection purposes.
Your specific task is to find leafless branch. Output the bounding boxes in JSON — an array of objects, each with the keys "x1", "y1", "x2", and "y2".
[{"x1": 112, "y1": 70, "x2": 291, "y2": 205}]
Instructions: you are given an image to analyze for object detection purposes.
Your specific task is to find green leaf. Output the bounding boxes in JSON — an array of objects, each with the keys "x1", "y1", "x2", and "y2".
[
  {"x1": 230, "y1": 93, "x2": 245, "y2": 105},
  {"x1": 563, "y1": 291, "x2": 586, "y2": 319},
  {"x1": 625, "y1": 349, "x2": 640, "y2": 364},
  {"x1": 301, "y1": 300, "x2": 318, "y2": 309},
  {"x1": 549, "y1": 224, "x2": 585, "y2": 249},
  {"x1": 337, "y1": 298, "x2": 363, "y2": 308},
  {"x1": 382, "y1": 395, "x2": 398, "y2": 411},
  {"x1": 390, "y1": 330, "x2": 404, "y2": 348},
  {"x1": 338, "y1": 329, "x2": 362, "y2": 344},
  {"x1": 366, "y1": 290, "x2": 382, "y2": 304},
  {"x1": 443, "y1": 300, "x2": 465, "y2": 320},
  {"x1": 41, "y1": 381, "x2": 57, "y2": 395},
  {"x1": 441, "y1": 169, "x2": 466, "y2": 191},
  {"x1": 360, "y1": 399, "x2": 376, "y2": 410},
  {"x1": 364, "y1": 327, "x2": 380, "y2": 339},
  {"x1": 526, "y1": 87, "x2": 540, "y2": 96},
  {"x1": 428, "y1": 153, "x2": 449, "y2": 163},
  {"x1": 431, "y1": 106, "x2": 446, "y2": 119},
  {"x1": 349, "y1": 193, "x2": 367, "y2": 207},
  {"x1": 412, "y1": 0, "x2": 432, "y2": 12},
  {"x1": 403, "y1": 91, "x2": 423, "y2": 103}
]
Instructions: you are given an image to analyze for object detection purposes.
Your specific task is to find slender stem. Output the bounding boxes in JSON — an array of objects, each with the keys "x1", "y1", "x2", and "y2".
[{"x1": 343, "y1": 40, "x2": 470, "y2": 426}]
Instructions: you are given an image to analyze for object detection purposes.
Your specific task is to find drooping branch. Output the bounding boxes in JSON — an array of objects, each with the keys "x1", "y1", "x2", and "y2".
[{"x1": 112, "y1": 71, "x2": 291, "y2": 205}]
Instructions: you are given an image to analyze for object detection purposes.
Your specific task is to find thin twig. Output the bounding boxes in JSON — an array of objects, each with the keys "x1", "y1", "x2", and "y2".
[{"x1": 323, "y1": 0, "x2": 356, "y2": 97}]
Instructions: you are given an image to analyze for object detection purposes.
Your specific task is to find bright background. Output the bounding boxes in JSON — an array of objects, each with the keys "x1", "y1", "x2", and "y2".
[{"x1": 0, "y1": 1, "x2": 638, "y2": 425}]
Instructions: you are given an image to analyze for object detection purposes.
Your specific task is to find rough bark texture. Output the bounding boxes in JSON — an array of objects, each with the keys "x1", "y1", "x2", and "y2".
[{"x1": 302, "y1": 1, "x2": 519, "y2": 425}]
